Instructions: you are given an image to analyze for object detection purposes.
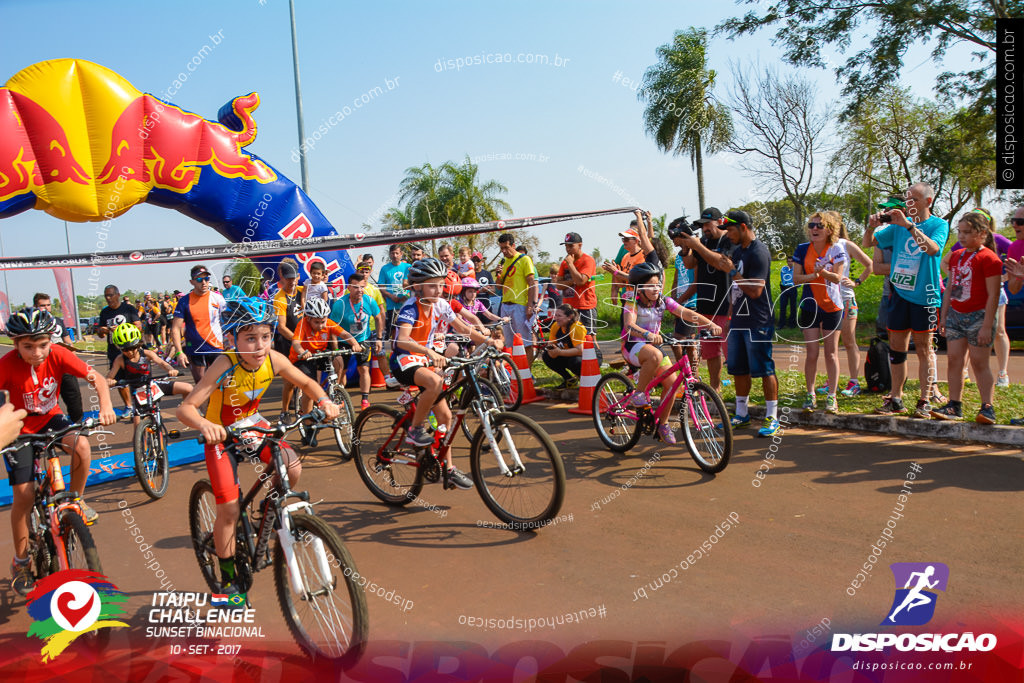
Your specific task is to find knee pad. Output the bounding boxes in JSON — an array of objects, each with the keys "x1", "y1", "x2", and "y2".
[{"x1": 888, "y1": 349, "x2": 908, "y2": 365}]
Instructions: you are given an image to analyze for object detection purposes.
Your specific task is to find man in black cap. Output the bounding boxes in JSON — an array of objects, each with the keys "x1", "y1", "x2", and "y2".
[
  {"x1": 678, "y1": 207, "x2": 732, "y2": 392},
  {"x1": 170, "y1": 264, "x2": 227, "y2": 382},
  {"x1": 719, "y1": 210, "x2": 779, "y2": 438},
  {"x1": 668, "y1": 218, "x2": 699, "y2": 362},
  {"x1": 555, "y1": 232, "x2": 597, "y2": 335},
  {"x1": 273, "y1": 258, "x2": 305, "y2": 416}
]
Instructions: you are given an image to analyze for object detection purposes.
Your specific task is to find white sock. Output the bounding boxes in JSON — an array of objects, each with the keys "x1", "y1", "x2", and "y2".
[
  {"x1": 766, "y1": 400, "x2": 778, "y2": 420},
  {"x1": 736, "y1": 396, "x2": 749, "y2": 417}
]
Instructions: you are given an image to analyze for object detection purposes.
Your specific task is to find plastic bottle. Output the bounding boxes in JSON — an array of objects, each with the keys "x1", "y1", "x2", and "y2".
[{"x1": 48, "y1": 456, "x2": 65, "y2": 494}]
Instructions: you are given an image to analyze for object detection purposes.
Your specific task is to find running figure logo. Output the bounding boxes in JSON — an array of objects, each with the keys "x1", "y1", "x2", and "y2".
[{"x1": 883, "y1": 562, "x2": 949, "y2": 626}]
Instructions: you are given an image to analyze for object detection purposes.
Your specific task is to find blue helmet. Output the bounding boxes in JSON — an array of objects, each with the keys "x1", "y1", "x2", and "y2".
[{"x1": 221, "y1": 297, "x2": 277, "y2": 334}]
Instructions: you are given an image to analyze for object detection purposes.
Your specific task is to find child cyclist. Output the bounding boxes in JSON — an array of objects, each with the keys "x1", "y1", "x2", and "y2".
[
  {"x1": 106, "y1": 323, "x2": 193, "y2": 425},
  {"x1": 457, "y1": 278, "x2": 504, "y2": 324},
  {"x1": 621, "y1": 263, "x2": 721, "y2": 444},
  {"x1": 177, "y1": 297, "x2": 341, "y2": 594},
  {"x1": 2, "y1": 309, "x2": 116, "y2": 595},
  {"x1": 390, "y1": 259, "x2": 497, "y2": 489}
]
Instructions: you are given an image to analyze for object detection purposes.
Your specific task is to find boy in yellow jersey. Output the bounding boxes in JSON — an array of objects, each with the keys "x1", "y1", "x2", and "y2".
[{"x1": 177, "y1": 297, "x2": 341, "y2": 594}]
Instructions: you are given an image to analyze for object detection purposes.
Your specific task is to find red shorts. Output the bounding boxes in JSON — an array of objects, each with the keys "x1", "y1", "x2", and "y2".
[
  {"x1": 204, "y1": 436, "x2": 295, "y2": 505},
  {"x1": 700, "y1": 315, "x2": 730, "y2": 359}
]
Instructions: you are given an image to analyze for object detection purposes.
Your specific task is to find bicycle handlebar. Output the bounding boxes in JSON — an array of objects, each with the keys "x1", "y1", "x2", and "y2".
[
  {"x1": 304, "y1": 348, "x2": 355, "y2": 362},
  {"x1": 1, "y1": 418, "x2": 113, "y2": 455},
  {"x1": 195, "y1": 408, "x2": 327, "y2": 445},
  {"x1": 110, "y1": 374, "x2": 177, "y2": 389}
]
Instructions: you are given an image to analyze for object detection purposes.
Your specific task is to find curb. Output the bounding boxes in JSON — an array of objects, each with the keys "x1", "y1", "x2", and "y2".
[{"x1": 538, "y1": 387, "x2": 1024, "y2": 448}]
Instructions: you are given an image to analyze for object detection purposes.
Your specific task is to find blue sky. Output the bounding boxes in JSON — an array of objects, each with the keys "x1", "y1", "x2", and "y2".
[{"x1": 0, "y1": 0, "x2": 980, "y2": 310}]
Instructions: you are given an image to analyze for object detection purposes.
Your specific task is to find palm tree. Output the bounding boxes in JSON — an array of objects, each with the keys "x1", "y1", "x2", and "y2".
[{"x1": 639, "y1": 28, "x2": 733, "y2": 211}]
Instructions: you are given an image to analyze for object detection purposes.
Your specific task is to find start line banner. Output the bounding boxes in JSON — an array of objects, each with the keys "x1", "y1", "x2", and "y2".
[{"x1": 0, "y1": 207, "x2": 639, "y2": 271}]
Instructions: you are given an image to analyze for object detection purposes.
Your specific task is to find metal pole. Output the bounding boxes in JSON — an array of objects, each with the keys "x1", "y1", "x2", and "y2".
[
  {"x1": 64, "y1": 221, "x2": 81, "y2": 341},
  {"x1": 289, "y1": 0, "x2": 310, "y2": 194},
  {"x1": 0, "y1": 226, "x2": 11, "y2": 325}
]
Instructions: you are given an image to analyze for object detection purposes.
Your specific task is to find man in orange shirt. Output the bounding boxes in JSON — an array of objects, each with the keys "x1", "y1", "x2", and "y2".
[{"x1": 556, "y1": 232, "x2": 597, "y2": 335}]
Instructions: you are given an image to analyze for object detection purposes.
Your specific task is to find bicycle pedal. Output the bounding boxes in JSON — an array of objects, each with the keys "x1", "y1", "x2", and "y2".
[{"x1": 166, "y1": 430, "x2": 181, "y2": 440}]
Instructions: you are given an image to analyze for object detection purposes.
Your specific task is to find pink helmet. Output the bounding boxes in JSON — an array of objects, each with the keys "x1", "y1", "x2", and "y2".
[{"x1": 460, "y1": 277, "x2": 481, "y2": 289}]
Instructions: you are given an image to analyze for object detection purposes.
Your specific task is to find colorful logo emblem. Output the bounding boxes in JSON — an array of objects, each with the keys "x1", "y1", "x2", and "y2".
[
  {"x1": 26, "y1": 569, "x2": 128, "y2": 661},
  {"x1": 883, "y1": 562, "x2": 949, "y2": 626}
]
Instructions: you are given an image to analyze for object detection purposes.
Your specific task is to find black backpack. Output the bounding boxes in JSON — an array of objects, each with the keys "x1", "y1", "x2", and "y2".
[{"x1": 865, "y1": 336, "x2": 891, "y2": 393}]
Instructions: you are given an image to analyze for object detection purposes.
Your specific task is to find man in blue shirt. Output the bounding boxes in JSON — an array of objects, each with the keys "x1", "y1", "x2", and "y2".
[
  {"x1": 719, "y1": 210, "x2": 780, "y2": 438},
  {"x1": 866, "y1": 183, "x2": 950, "y2": 418},
  {"x1": 777, "y1": 257, "x2": 797, "y2": 328},
  {"x1": 378, "y1": 244, "x2": 411, "y2": 340},
  {"x1": 220, "y1": 274, "x2": 246, "y2": 300},
  {"x1": 668, "y1": 217, "x2": 699, "y2": 364},
  {"x1": 330, "y1": 271, "x2": 383, "y2": 409}
]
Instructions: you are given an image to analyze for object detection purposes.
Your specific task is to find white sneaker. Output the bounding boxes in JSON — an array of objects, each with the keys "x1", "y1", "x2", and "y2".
[
  {"x1": 996, "y1": 372, "x2": 1010, "y2": 388},
  {"x1": 385, "y1": 376, "x2": 400, "y2": 389}
]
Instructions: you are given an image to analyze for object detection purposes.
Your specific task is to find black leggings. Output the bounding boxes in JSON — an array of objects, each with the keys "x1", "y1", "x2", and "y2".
[
  {"x1": 542, "y1": 351, "x2": 582, "y2": 380},
  {"x1": 60, "y1": 373, "x2": 83, "y2": 422}
]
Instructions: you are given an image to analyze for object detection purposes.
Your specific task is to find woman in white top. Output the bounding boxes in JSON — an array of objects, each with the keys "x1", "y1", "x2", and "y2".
[{"x1": 832, "y1": 212, "x2": 874, "y2": 397}]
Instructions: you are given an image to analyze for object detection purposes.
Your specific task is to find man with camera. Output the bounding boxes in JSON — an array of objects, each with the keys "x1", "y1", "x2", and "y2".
[{"x1": 865, "y1": 184, "x2": 949, "y2": 418}]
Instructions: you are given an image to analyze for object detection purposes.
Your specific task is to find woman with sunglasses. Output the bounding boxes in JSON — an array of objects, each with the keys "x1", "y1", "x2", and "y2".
[
  {"x1": 828, "y1": 211, "x2": 874, "y2": 398},
  {"x1": 792, "y1": 212, "x2": 848, "y2": 414}
]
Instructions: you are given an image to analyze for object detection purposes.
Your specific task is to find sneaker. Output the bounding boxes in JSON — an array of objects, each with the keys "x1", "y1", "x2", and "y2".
[
  {"x1": 565, "y1": 376, "x2": 579, "y2": 390},
  {"x1": 77, "y1": 499, "x2": 98, "y2": 525},
  {"x1": 996, "y1": 372, "x2": 1010, "y2": 388},
  {"x1": 930, "y1": 403, "x2": 963, "y2": 421},
  {"x1": 630, "y1": 391, "x2": 650, "y2": 407},
  {"x1": 815, "y1": 384, "x2": 830, "y2": 396},
  {"x1": 10, "y1": 557, "x2": 33, "y2": 597},
  {"x1": 757, "y1": 417, "x2": 781, "y2": 437},
  {"x1": 360, "y1": 399, "x2": 371, "y2": 410},
  {"x1": 874, "y1": 397, "x2": 905, "y2": 416},
  {"x1": 976, "y1": 404, "x2": 996, "y2": 425},
  {"x1": 729, "y1": 414, "x2": 751, "y2": 428},
  {"x1": 385, "y1": 376, "x2": 400, "y2": 389},
  {"x1": 657, "y1": 423, "x2": 677, "y2": 444},
  {"x1": 802, "y1": 392, "x2": 816, "y2": 413},
  {"x1": 840, "y1": 379, "x2": 861, "y2": 398},
  {"x1": 911, "y1": 400, "x2": 931, "y2": 419},
  {"x1": 824, "y1": 394, "x2": 838, "y2": 415},
  {"x1": 1010, "y1": 418, "x2": 1024, "y2": 426},
  {"x1": 404, "y1": 425, "x2": 434, "y2": 447},
  {"x1": 446, "y1": 467, "x2": 474, "y2": 490}
]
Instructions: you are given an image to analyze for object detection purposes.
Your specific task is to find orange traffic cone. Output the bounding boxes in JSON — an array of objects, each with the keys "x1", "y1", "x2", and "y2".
[
  {"x1": 370, "y1": 353, "x2": 387, "y2": 389},
  {"x1": 511, "y1": 333, "x2": 544, "y2": 405},
  {"x1": 568, "y1": 335, "x2": 600, "y2": 415}
]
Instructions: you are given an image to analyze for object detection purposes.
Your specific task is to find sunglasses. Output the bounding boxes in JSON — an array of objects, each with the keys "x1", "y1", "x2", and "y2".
[
  {"x1": 1012, "y1": 218, "x2": 1024, "y2": 226},
  {"x1": 194, "y1": 275, "x2": 211, "y2": 282},
  {"x1": 807, "y1": 222, "x2": 824, "y2": 230}
]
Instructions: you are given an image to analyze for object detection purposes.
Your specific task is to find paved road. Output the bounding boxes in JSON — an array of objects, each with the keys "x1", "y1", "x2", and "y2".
[{"x1": 1, "y1": 375, "x2": 1020, "y2": 678}]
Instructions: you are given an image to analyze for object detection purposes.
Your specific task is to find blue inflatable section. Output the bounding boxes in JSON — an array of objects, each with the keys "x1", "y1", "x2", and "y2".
[{"x1": 0, "y1": 438, "x2": 203, "y2": 507}]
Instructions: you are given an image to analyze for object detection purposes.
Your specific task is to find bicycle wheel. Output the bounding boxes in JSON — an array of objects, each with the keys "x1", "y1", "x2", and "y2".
[
  {"x1": 592, "y1": 373, "x2": 642, "y2": 452},
  {"x1": 133, "y1": 416, "x2": 169, "y2": 499},
  {"x1": 329, "y1": 384, "x2": 356, "y2": 460},
  {"x1": 680, "y1": 382, "x2": 732, "y2": 474},
  {"x1": 458, "y1": 377, "x2": 503, "y2": 442},
  {"x1": 492, "y1": 354, "x2": 523, "y2": 411},
  {"x1": 274, "y1": 513, "x2": 368, "y2": 667},
  {"x1": 59, "y1": 511, "x2": 109, "y2": 648},
  {"x1": 470, "y1": 412, "x2": 565, "y2": 527},
  {"x1": 188, "y1": 479, "x2": 221, "y2": 591},
  {"x1": 352, "y1": 405, "x2": 422, "y2": 505}
]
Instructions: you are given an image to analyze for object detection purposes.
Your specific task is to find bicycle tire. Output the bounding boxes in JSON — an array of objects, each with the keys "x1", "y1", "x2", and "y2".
[
  {"x1": 493, "y1": 354, "x2": 523, "y2": 411},
  {"x1": 470, "y1": 411, "x2": 565, "y2": 527},
  {"x1": 352, "y1": 405, "x2": 422, "y2": 505},
  {"x1": 188, "y1": 479, "x2": 221, "y2": 592},
  {"x1": 680, "y1": 382, "x2": 732, "y2": 474},
  {"x1": 274, "y1": 513, "x2": 368, "y2": 667},
  {"x1": 133, "y1": 416, "x2": 169, "y2": 499},
  {"x1": 458, "y1": 377, "x2": 503, "y2": 442},
  {"x1": 592, "y1": 373, "x2": 642, "y2": 452},
  {"x1": 329, "y1": 383, "x2": 356, "y2": 460},
  {"x1": 59, "y1": 511, "x2": 109, "y2": 649}
]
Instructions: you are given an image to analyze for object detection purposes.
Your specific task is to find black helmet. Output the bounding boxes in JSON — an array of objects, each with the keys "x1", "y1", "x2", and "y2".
[
  {"x1": 628, "y1": 262, "x2": 663, "y2": 286},
  {"x1": 6, "y1": 308, "x2": 57, "y2": 338},
  {"x1": 408, "y1": 257, "x2": 448, "y2": 283}
]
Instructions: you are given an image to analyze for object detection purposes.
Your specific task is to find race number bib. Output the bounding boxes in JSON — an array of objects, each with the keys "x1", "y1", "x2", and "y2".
[
  {"x1": 891, "y1": 240, "x2": 924, "y2": 291},
  {"x1": 397, "y1": 354, "x2": 429, "y2": 371},
  {"x1": 134, "y1": 382, "x2": 164, "y2": 406},
  {"x1": 229, "y1": 413, "x2": 268, "y2": 455}
]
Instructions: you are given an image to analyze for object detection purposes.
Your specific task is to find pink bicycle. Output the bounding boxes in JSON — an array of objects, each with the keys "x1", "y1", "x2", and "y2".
[{"x1": 591, "y1": 335, "x2": 732, "y2": 473}]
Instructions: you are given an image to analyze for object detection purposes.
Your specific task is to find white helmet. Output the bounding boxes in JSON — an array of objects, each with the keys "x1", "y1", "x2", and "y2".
[{"x1": 304, "y1": 297, "x2": 331, "y2": 319}]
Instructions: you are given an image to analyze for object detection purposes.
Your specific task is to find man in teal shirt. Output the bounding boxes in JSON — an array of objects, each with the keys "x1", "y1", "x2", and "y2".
[
  {"x1": 378, "y1": 244, "x2": 411, "y2": 340},
  {"x1": 867, "y1": 182, "x2": 949, "y2": 418}
]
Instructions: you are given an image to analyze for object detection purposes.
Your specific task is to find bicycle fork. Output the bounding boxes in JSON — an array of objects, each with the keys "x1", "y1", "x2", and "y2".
[
  {"x1": 475, "y1": 404, "x2": 525, "y2": 477},
  {"x1": 277, "y1": 501, "x2": 332, "y2": 596}
]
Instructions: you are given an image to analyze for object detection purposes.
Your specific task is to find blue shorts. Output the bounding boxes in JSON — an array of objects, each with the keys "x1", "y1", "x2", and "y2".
[
  {"x1": 886, "y1": 292, "x2": 937, "y2": 334},
  {"x1": 726, "y1": 326, "x2": 776, "y2": 378},
  {"x1": 501, "y1": 303, "x2": 536, "y2": 348}
]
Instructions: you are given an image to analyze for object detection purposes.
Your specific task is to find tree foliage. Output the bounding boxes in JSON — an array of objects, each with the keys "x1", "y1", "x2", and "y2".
[
  {"x1": 639, "y1": 28, "x2": 733, "y2": 210},
  {"x1": 717, "y1": 0, "x2": 1015, "y2": 118}
]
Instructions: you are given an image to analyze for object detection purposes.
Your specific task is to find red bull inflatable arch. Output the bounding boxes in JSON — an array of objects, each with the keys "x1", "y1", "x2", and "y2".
[{"x1": 0, "y1": 58, "x2": 356, "y2": 280}]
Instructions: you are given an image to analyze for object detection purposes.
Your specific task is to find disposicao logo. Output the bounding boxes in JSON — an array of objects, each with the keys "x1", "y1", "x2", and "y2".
[
  {"x1": 25, "y1": 569, "x2": 128, "y2": 661},
  {"x1": 832, "y1": 562, "x2": 997, "y2": 653}
]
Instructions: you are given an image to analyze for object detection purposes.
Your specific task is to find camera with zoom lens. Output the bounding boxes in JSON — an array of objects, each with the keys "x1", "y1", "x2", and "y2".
[{"x1": 878, "y1": 213, "x2": 892, "y2": 223}]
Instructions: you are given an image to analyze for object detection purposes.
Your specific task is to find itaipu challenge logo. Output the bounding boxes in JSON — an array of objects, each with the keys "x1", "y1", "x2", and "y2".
[{"x1": 25, "y1": 569, "x2": 128, "y2": 661}]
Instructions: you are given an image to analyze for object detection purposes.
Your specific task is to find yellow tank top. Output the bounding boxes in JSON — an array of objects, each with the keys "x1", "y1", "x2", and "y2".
[{"x1": 204, "y1": 350, "x2": 275, "y2": 427}]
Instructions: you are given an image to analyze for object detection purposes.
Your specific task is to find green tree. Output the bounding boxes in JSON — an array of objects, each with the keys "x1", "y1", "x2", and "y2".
[
  {"x1": 639, "y1": 28, "x2": 733, "y2": 211},
  {"x1": 717, "y1": 1, "x2": 1011, "y2": 118},
  {"x1": 226, "y1": 259, "x2": 264, "y2": 296}
]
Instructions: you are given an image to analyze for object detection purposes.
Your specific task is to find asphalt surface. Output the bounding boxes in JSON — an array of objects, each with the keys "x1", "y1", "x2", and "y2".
[{"x1": 0, "y1": 348, "x2": 1021, "y2": 679}]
